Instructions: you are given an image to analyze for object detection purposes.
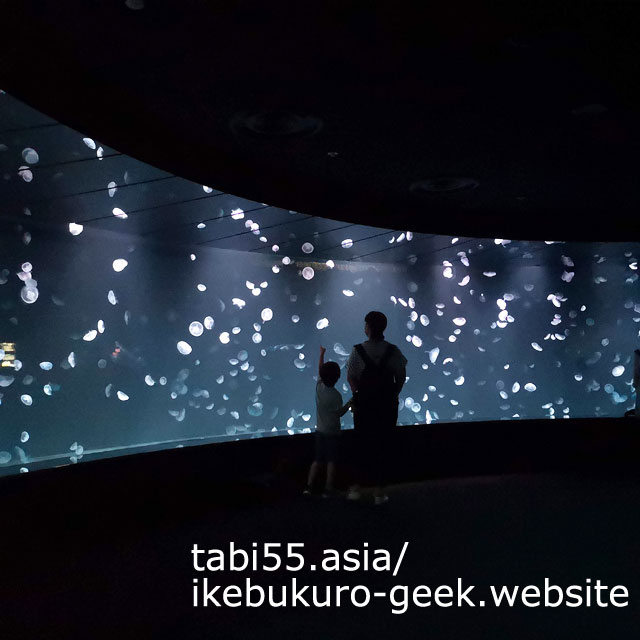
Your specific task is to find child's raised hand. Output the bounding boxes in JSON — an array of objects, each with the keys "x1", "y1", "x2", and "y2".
[{"x1": 319, "y1": 345, "x2": 326, "y2": 354}]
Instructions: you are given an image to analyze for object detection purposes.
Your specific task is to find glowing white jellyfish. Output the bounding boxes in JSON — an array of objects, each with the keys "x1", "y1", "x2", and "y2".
[
  {"x1": 22, "y1": 148, "x2": 39, "y2": 164},
  {"x1": 68, "y1": 352, "x2": 76, "y2": 368},
  {"x1": 112, "y1": 207, "x2": 128, "y2": 219},
  {"x1": 204, "y1": 316, "x2": 214, "y2": 330},
  {"x1": 341, "y1": 238, "x2": 353, "y2": 249},
  {"x1": 512, "y1": 382, "x2": 520, "y2": 393},
  {"x1": 219, "y1": 332, "x2": 230, "y2": 344},
  {"x1": 177, "y1": 341, "x2": 192, "y2": 355},
  {"x1": 18, "y1": 165, "x2": 33, "y2": 182},
  {"x1": 443, "y1": 267, "x2": 453, "y2": 279},
  {"x1": 197, "y1": 223, "x2": 206, "y2": 229},
  {"x1": 411, "y1": 336, "x2": 423, "y2": 348},
  {"x1": 342, "y1": 290, "x2": 355, "y2": 297},
  {"x1": 292, "y1": 315, "x2": 300, "y2": 323},
  {"x1": 83, "y1": 330, "x2": 97, "y2": 342},
  {"x1": 108, "y1": 290, "x2": 117, "y2": 305},
  {"x1": 20, "y1": 431, "x2": 29, "y2": 443},
  {"x1": 197, "y1": 284, "x2": 207, "y2": 292},
  {"x1": 83, "y1": 137, "x2": 96, "y2": 149},
  {"x1": 112, "y1": 259, "x2": 128, "y2": 272},
  {"x1": 40, "y1": 362, "x2": 53, "y2": 370},
  {"x1": 232, "y1": 298, "x2": 246, "y2": 309},
  {"x1": 483, "y1": 272, "x2": 497, "y2": 278},
  {"x1": 282, "y1": 257, "x2": 292, "y2": 265},
  {"x1": 232, "y1": 326, "x2": 241, "y2": 334},
  {"x1": 251, "y1": 332, "x2": 262, "y2": 344},
  {"x1": 302, "y1": 267, "x2": 315, "y2": 280},
  {"x1": 21, "y1": 394, "x2": 33, "y2": 406},
  {"x1": 145, "y1": 375, "x2": 155, "y2": 386},
  {"x1": 231, "y1": 208, "x2": 245, "y2": 220},
  {"x1": 454, "y1": 376, "x2": 465, "y2": 386},
  {"x1": 301, "y1": 242, "x2": 314, "y2": 254},
  {"x1": 97, "y1": 320, "x2": 105, "y2": 334},
  {"x1": 316, "y1": 318, "x2": 329, "y2": 330},
  {"x1": 428, "y1": 347, "x2": 440, "y2": 364},
  {"x1": 261, "y1": 308, "x2": 273, "y2": 322},
  {"x1": 524, "y1": 383, "x2": 537, "y2": 392},
  {"x1": 453, "y1": 317, "x2": 466, "y2": 326},
  {"x1": 21, "y1": 286, "x2": 39, "y2": 304},
  {"x1": 189, "y1": 322, "x2": 204, "y2": 337},
  {"x1": 531, "y1": 342, "x2": 543, "y2": 352},
  {"x1": 98, "y1": 359, "x2": 107, "y2": 369},
  {"x1": 612, "y1": 366, "x2": 625, "y2": 377},
  {"x1": 203, "y1": 185, "x2": 213, "y2": 193},
  {"x1": 117, "y1": 391, "x2": 129, "y2": 401}
]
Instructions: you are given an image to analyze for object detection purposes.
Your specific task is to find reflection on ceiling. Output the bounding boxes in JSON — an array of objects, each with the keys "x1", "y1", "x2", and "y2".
[{"x1": 1, "y1": 91, "x2": 638, "y2": 271}]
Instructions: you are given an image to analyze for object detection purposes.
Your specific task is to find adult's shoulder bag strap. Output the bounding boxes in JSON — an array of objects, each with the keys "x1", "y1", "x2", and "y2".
[{"x1": 355, "y1": 343, "x2": 376, "y2": 369}]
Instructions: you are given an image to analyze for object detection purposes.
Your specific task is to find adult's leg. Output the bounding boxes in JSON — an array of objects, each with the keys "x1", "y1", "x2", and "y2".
[
  {"x1": 372, "y1": 399, "x2": 398, "y2": 501},
  {"x1": 348, "y1": 403, "x2": 368, "y2": 498},
  {"x1": 326, "y1": 462, "x2": 336, "y2": 491},
  {"x1": 307, "y1": 461, "x2": 321, "y2": 488}
]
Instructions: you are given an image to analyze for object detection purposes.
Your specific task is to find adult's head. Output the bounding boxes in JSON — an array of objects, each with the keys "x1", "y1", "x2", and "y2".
[
  {"x1": 319, "y1": 361, "x2": 341, "y2": 387},
  {"x1": 364, "y1": 311, "x2": 387, "y2": 341}
]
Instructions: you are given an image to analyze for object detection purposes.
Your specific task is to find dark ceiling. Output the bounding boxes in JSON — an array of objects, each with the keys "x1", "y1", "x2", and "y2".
[{"x1": 1, "y1": 0, "x2": 639, "y2": 241}]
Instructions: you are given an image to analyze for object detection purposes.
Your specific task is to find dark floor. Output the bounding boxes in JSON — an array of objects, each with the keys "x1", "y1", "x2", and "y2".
[{"x1": 3, "y1": 468, "x2": 640, "y2": 639}]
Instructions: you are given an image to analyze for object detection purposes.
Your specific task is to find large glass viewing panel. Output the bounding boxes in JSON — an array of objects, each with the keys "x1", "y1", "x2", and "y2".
[{"x1": 1, "y1": 92, "x2": 638, "y2": 476}]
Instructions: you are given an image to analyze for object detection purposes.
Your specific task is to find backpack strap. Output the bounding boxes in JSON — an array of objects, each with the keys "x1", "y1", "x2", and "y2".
[
  {"x1": 355, "y1": 343, "x2": 376, "y2": 369},
  {"x1": 355, "y1": 343, "x2": 394, "y2": 371},
  {"x1": 380, "y1": 344, "x2": 395, "y2": 369}
]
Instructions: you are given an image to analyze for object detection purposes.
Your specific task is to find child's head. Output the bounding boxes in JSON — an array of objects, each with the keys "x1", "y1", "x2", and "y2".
[{"x1": 319, "y1": 361, "x2": 340, "y2": 387}]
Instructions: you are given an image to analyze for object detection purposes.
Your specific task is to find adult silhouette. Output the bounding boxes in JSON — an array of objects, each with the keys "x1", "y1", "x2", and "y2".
[{"x1": 346, "y1": 311, "x2": 407, "y2": 504}]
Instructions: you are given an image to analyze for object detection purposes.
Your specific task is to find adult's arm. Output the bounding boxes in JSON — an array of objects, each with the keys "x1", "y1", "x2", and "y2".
[
  {"x1": 346, "y1": 347, "x2": 359, "y2": 392},
  {"x1": 394, "y1": 346, "x2": 408, "y2": 395},
  {"x1": 395, "y1": 365, "x2": 406, "y2": 395}
]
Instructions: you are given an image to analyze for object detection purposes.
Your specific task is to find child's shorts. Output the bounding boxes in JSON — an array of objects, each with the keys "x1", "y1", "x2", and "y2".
[{"x1": 315, "y1": 432, "x2": 341, "y2": 463}]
